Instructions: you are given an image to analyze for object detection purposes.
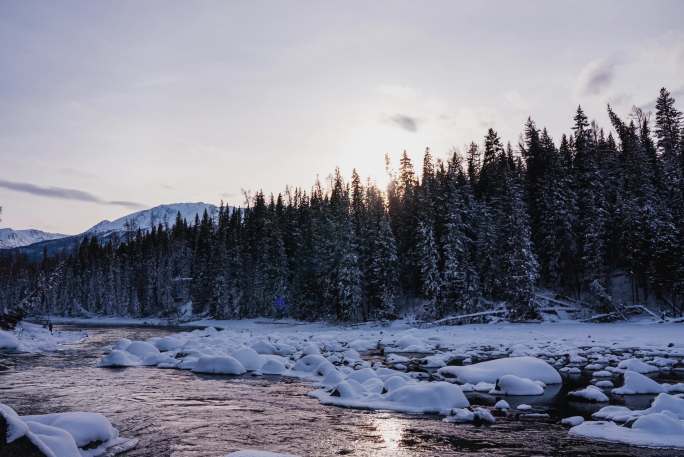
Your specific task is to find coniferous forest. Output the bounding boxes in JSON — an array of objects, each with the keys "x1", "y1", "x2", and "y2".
[{"x1": 2, "y1": 88, "x2": 683, "y2": 321}]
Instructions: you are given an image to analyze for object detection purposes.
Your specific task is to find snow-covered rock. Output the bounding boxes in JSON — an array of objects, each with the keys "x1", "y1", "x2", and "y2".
[
  {"x1": 617, "y1": 358, "x2": 659, "y2": 374},
  {"x1": 568, "y1": 385, "x2": 609, "y2": 402},
  {"x1": 98, "y1": 349, "x2": 143, "y2": 367},
  {"x1": 232, "y1": 347, "x2": 264, "y2": 371},
  {"x1": 22, "y1": 411, "x2": 118, "y2": 448},
  {"x1": 612, "y1": 370, "x2": 665, "y2": 395},
  {"x1": 192, "y1": 356, "x2": 246, "y2": 375},
  {"x1": 561, "y1": 416, "x2": 584, "y2": 426},
  {"x1": 383, "y1": 382, "x2": 469, "y2": 413},
  {"x1": 491, "y1": 375, "x2": 544, "y2": 396},
  {"x1": 0, "y1": 403, "x2": 132, "y2": 457},
  {"x1": 570, "y1": 412, "x2": 684, "y2": 449},
  {"x1": 438, "y1": 356, "x2": 561, "y2": 384},
  {"x1": 494, "y1": 400, "x2": 510, "y2": 410}
]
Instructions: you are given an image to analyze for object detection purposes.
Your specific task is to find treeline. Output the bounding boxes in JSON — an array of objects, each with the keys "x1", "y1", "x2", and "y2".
[{"x1": 1, "y1": 88, "x2": 683, "y2": 321}]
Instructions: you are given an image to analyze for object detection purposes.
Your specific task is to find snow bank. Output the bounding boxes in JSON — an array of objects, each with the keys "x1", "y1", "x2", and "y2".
[
  {"x1": 0, "y1": 322, "x2": 85, "y2": 353},
  {"x1": 612, "y1": 370, "x2": 665, "y2": 395},
  {"x1": 438, "y1": 356, "x2": 561, "y2": 384},
  {"x1": 570, "y1": 413, "x2": 684, "y2": 449},
  {"x1": 574, "y1": 392, "x2": 684, "y2": 449},
  {"x1": 0, "y1": 330, "x2": 19, "y2": 350},
  {"x1": 0, "y1": 403, "x2": 134, "y2": 457}
]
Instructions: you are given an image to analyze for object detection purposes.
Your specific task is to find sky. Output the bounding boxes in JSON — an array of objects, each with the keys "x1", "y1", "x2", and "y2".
[{"x1": 1, "y1": 0, "x2": 683, "y2": 234}]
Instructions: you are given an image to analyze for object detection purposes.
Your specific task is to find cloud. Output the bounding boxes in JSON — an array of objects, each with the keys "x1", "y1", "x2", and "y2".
[
  {"x1": 387, "y1": 114, "x2": 419, "y2": 132},
  {"x1": 220, "y1": 192, "x2": 237, "y2": 198},
  {"x1": 0, "y1": 179, "x2": 145, "y2": 209},
  {"x1": 577, "y1": 59, "x2": 616, "y2": 96}
]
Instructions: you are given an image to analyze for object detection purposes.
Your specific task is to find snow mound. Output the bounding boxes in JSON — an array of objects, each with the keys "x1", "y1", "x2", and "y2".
[
  {"x1": 562, "y1": 416, "x2": 584, "y2": 426},
  {"x1": 570, "y1": 413, "x2": 684, "y2": 449},
  {"x1": 568, "y1": 385, "x2": 609, "y2": 402},
  {"x1": 1, "y1": 403, "x2": 132, "y2": 457},
  {"x1": 98, "y1": 349, "x2": 143, "y2": 367},
  {"x1": 612, "y1": 370, "x2": 665, "y2": 395},
  {"x1": 384, "y1": 382, "x2": 469, "y2": 413},
  {"x1": 232, "y1": 347, "x2": 264, "y2": 371},
  {"x1": 22, "y1": 411, "x2": 118, "y2": 448},
  {"x1": 314, "y1": 380, "x2": 469, "y2": 415},
  {"x1": 192, "y1": 356, "x2": 246, "y2": 375},
  {"x1": 438, "y1": 356, "x2": 561, "y2": 384},
  {"x1": 617, "y1": 358, "x2": 659, "y2": 374},
  {"x1": 491, "y1": 374, "x2": 544, "y2": 396}
]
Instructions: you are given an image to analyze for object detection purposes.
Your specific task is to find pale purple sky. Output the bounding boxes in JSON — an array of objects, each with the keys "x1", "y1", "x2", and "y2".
[{"x1": 1, "y1": 0, "x2": 683, "y2": 234}]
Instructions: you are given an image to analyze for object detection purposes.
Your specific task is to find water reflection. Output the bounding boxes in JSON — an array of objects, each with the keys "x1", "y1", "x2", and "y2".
[{"x1": 373, "y1": 413, "x2": 403, "y2": 453}]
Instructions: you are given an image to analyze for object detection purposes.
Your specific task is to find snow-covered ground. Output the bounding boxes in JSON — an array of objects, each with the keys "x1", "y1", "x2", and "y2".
[
  {"x1": 0, "y1": 322, "x2": 86, "y2": 353},
  {"x1": 67, "y1": 317, "x2": 684, "y2": 450}
]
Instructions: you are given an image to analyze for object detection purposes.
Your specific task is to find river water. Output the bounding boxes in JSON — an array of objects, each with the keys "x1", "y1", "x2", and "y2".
[{"x1": 1, "y1": 325, "x2": 682, "y2": 457}]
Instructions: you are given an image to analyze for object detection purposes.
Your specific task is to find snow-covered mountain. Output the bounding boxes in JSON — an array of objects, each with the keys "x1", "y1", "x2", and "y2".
[
  {"x1": 84, "y1": 202, "x2": 219, "y2": 236},
  {"x1": 0, "y1": 228, "x2": 67, "y2": 249},
  {"x1": 2, "y1": 203, "x2": 220, "y2": 257}
]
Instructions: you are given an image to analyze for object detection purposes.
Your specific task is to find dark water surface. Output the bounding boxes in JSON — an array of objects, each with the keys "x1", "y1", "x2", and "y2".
[{"x1": 1, "y1": 325, "x2": 682, "y2": 457}]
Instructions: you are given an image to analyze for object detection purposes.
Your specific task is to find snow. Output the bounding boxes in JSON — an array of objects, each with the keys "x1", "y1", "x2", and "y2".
[
  {"x1": 22, "y1": 412, "x2": 118, "y2": 448},
  {"x1": 0, "y1": 330, "x2": 19, "y2": 350},
  {"x1": 575, "y1": 393, "x2": 684, "y2": 448},
  {"x1": 80, "y1": 318, "x2": 684, "y2": 430},
  {"x1": 443, "y1": 407, "x2": 496, "y2": 424},
  {"x1": 315, "y1": 380, "x2": 469, "y2": 415},
  {"x1": 617, "y1": 358, "x2": 659, "y2": 374},
  {"x1": 494, "y1": 400, "x2": 510, "y2": 410},
  {"x1": 568, "y1": 385, "x2": 609, "y2": 402},
  {"x1": 0, "y1": 403, "x2": 133, "y2": 457},
  {"x1": 0, "y1": 403, "x2": 29, "y2": 442},
  {"x1": 225, "y1": 451, "x2": 299, "y2": 457},
  {"x1": 383, "y1": 382, "x2": 469, "y2": 413},
  {"x1": 561, "y1": 416, "x2": 584, "y2": 426},
  {"x1": 98, "y1": 349, "x2": 143, "y2": 367},
  {"x1": 491, "y1": 374, "x2": 544, "y2": 395},
  {"x1": 1, "y1": 322, "x2": 86, "y2": 353},
  {"x1": 85, "y1": 202, "x2": 219, "y2": 237},
  {"x1": 438, "y1": 356, "x2": 561, "y2": 385},
  {"x1": 192, "y1": 356, "x2": 247, "y2": 375},
  {"x1": 611, "y1": 370, "x2": 665, "y2": 395},
  {"x1": 0, "y1": 228, "x2": 66, "y2": 249},
  {"x1": 570, "y1": 413, "x2": 684, "y2": 449}
]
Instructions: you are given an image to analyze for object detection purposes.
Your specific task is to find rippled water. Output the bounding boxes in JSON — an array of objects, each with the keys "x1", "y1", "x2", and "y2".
[{"x1": 1, "y1": 325, "x2": 683, "y2": 457}]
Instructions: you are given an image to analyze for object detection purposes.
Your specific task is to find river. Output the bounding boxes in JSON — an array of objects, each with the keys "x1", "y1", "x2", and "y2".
[{"x1": 1, "y1": 325, "x2": 682, "y2": 457}]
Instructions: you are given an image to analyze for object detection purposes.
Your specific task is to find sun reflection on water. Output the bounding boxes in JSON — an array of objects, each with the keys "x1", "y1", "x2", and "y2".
[{"x1": 374, "y1": 413, "x2": 404, "y2": 454}]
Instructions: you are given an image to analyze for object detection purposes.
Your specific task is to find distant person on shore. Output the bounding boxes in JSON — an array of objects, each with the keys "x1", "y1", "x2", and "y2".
[{"x1": 48, "y1": 321, "x2": 53, "y2": 334}]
